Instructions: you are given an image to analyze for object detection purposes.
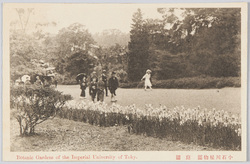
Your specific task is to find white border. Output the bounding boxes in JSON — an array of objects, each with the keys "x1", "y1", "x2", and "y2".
[{"x1": 1, "y1": 1, "x2": 249, "y2": 163}]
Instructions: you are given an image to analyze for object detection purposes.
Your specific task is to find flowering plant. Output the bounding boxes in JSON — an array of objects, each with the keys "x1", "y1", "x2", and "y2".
[{"x1": 58, "y1": 100, "x2": 241, "y2": 150}]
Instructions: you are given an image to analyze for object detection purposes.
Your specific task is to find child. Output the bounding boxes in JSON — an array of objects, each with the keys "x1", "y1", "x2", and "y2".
[
  {"x1": 80, "y1": 76, "x2": 87, "y2": 98},
  {"x1": 108, "y1": 71, "x2": 119, "y2": 102},
  {"x1": 141, "y1": 69, "x2": 152, "y2": 91},
  {"x1": 97, "y1": 77, "x2": 105, "y2": 102},
  {"x1": 89, "y1": 77, "x2": 98, "y2": 102}
]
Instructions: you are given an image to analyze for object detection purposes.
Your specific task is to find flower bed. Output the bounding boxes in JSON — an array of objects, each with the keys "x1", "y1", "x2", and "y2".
[{"x1": 57, "y1": 100, "x2": 241, "y2": 150}]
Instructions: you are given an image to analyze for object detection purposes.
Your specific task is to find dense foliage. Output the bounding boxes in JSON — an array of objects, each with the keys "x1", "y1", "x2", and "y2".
[
  {"x1": 119, "y1": 76, "x2": 240, "y2": 89},
  {"x1": 10, "y1": 8, "x2": 241, "y2": 87},
  {"x1": 127, "y1": 8, "x2": 241, "y2": 81},
  {"x1": 93, "y1": 29, "x2": 130, "y2": 47},
  {"x1": 128, "y1": 9, "x2": 150, "y2": 81},
  {"x1": 10, "y1": 85, "x2": 72, "y2": 135},
  {"x1": 58, "y1": 100, "x2": 241, "y2": 149},
  {"x1": 53, "y1": 23, "x2": 96, "y2": 76}
]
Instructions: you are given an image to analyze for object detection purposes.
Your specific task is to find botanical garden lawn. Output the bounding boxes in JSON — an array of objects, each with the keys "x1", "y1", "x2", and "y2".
[
  {"x1": 57, "y1": 85, "x2": 241, "y2": 114},
  {"x1": 11, "y1": 117, "x2": 221, "y2": 152},
  {"x1": 10, "y1": 86, "x2": 240, "y2": 151}
]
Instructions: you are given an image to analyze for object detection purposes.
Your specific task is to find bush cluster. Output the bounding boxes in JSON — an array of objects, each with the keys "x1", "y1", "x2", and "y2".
[
  {"x1": 10, "y1": 85, "x2": 72, "y2": 135},
  {"x1": 119, "y1": 76, "x2": 240, "y2": 89},
  {"x1": 60, "y1": 78, "x2": 78, "y2": 85},
  {"x1": 58, "y1": 100, "x2": 241, "y2": 150}
]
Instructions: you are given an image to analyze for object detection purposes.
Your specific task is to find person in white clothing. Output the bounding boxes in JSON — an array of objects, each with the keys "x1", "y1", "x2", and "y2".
[{"x1": 141, "y1": 69, "x2": 152, "y2": 91}]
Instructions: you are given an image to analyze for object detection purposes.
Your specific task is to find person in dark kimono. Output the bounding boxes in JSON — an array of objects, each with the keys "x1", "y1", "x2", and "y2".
[
  {"x1": 89, "y1": 71, "x2": 98, "y2": 97},
  {"x1": 80, "y1": 76, "x2": 87, "y2": 98},
  {"x1": 89, "y1": 77, "x2": 98, "y2": 102},
  {"x1": 97, "y1": 77, "x2": 105, "y2": 102},
  {"x1": 108, "y1": 71, "x2": 119, "y2": 102},
  {"x1": 101, "y1": 70, "x2": 108, "y2": 96}
]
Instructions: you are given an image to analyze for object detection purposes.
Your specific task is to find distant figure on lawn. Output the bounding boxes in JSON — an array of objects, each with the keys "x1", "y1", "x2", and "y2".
[
  {"x1": 97, "y1": 76, "x2": 105, "y2": 102},
  {"x1": 101, "y1": 70, "x2": 108, "y2": 97},
  {"x1": 89, "y1": 77, "x2": 98, "y2": 102},
  {"x1": 141, "y1": 69, "x2": 152, "y2": 91},
  {"x1": 108, "y1": 71, "x2": 119, "y2": 102}
]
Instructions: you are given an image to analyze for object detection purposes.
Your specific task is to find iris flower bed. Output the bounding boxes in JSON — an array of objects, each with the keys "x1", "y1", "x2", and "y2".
[{"x1": 57, "y1": 100, "x2": 241, "y2": 150}]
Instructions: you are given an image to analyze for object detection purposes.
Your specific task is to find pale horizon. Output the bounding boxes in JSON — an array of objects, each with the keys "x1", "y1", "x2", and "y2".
[{"x1": 9, "y1": 4, "x2": 167, "y2": 34}]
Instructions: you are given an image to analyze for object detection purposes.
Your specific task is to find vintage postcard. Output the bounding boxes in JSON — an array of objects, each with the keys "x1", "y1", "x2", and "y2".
[{"x1": 2, "y1": 3, "x2": 248, "y2": 161}]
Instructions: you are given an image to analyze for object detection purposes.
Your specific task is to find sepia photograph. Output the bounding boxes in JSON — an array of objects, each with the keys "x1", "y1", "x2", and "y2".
[{"x1": 2, "y1": 3, "x2": 247, "y2": 161}]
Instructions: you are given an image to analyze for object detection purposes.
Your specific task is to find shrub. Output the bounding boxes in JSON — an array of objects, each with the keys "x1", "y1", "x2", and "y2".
[
  {"x1": 111, "y1": 69, "x2": 128, "y2": 83},
  {"x1": 61, "y1": 78, "x2": 78, "y2": 85},
  {"x1": 10, "y1": 85, "x2": 72, "y2": 136},
  {"x1": 119, "y1": 77, "x2": 241, "y2": 89},
  {"x1": 119, "y1": 82, "x2": 141, "y2": 88}
]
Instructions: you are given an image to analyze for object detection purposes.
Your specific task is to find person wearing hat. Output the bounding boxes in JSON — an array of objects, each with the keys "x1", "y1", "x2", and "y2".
[
  {"x1": 141, "y1": 69, "x2": 152, "y2": 91},
  {"x1": 108, "y1": 71, "x2": 119, "y2": 102},
  {"x1": 101, "y1": 70, "x2": 108, "y2": 96}
]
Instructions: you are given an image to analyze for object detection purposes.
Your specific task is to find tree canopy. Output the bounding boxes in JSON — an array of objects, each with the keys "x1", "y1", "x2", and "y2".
[
  {"x1": 127, "y1": 8, "x2": 241, "y2": 81},
  {"x1": 10, "y1": 8, "x2": 241, "y2": 84}
]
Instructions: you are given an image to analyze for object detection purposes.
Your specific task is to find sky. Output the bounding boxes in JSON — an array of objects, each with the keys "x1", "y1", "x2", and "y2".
[{"x1": 8, "y1": 4, "x2": 165, "y2": 34}]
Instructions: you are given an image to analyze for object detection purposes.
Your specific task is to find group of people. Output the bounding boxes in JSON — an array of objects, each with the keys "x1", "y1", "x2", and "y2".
[
  {"x1": 78, "y1": 69, "x2": 153, "y2": 102},
  {"x1": 14, "y1": 74, "x2": 58, "y2": 88},
  {"x1": 78, "y1": 70, "x2": 119, "y2": 102}
]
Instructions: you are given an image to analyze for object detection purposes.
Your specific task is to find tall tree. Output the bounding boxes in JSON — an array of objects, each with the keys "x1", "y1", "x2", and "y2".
[
  {"x1": 54, "y1": 23, "x2": 95, "y2": 74},
  {"x1": 64, "y1": 51, "x2": 96, "y2": 76},
  {"x1": 127, "y1": 9, "x2": 150, "y2": 81},
  {"x1": 156, "y1": 8, "x2": 241, "y2": 77}
]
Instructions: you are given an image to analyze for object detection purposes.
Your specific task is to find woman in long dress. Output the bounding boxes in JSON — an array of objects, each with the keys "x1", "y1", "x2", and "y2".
[{"x1": 141, "y1": 69, "x2": 152, "y2": 91}]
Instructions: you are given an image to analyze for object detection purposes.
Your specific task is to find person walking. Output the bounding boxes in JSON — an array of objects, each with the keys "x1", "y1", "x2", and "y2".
[
  {"x1": 108, "y1": 71, "x2": 119, "y2": 102},
  {"x1": 141, "y1": 69, "x2": 152, "y2": 91},
  {"x1": 80, "y1": 76, "x2": 87, "y2": 98},
  {"x1": 89, "y1": 77, "x2": 98, "y2": 102},
  {"x1": 97, "y1": 77, "x2": 105, "y2": 102},
  {"x1": 89, "y1": 71, "x2": 98, "y2": 98},
  {"x1": 101, "y1": 70, "x2": 108, "y2": 96}
]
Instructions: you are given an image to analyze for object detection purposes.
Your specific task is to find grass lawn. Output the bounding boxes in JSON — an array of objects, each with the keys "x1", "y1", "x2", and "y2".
[
  {"x1": 11, "y1": 117, "x2": 222, "y2": 152},
  {"x1": 57, "y1": 85, "x2": 241, "y2": 114},
  {"x1": 10, "y1": 86, "x2": 240, "y2": 151}
]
